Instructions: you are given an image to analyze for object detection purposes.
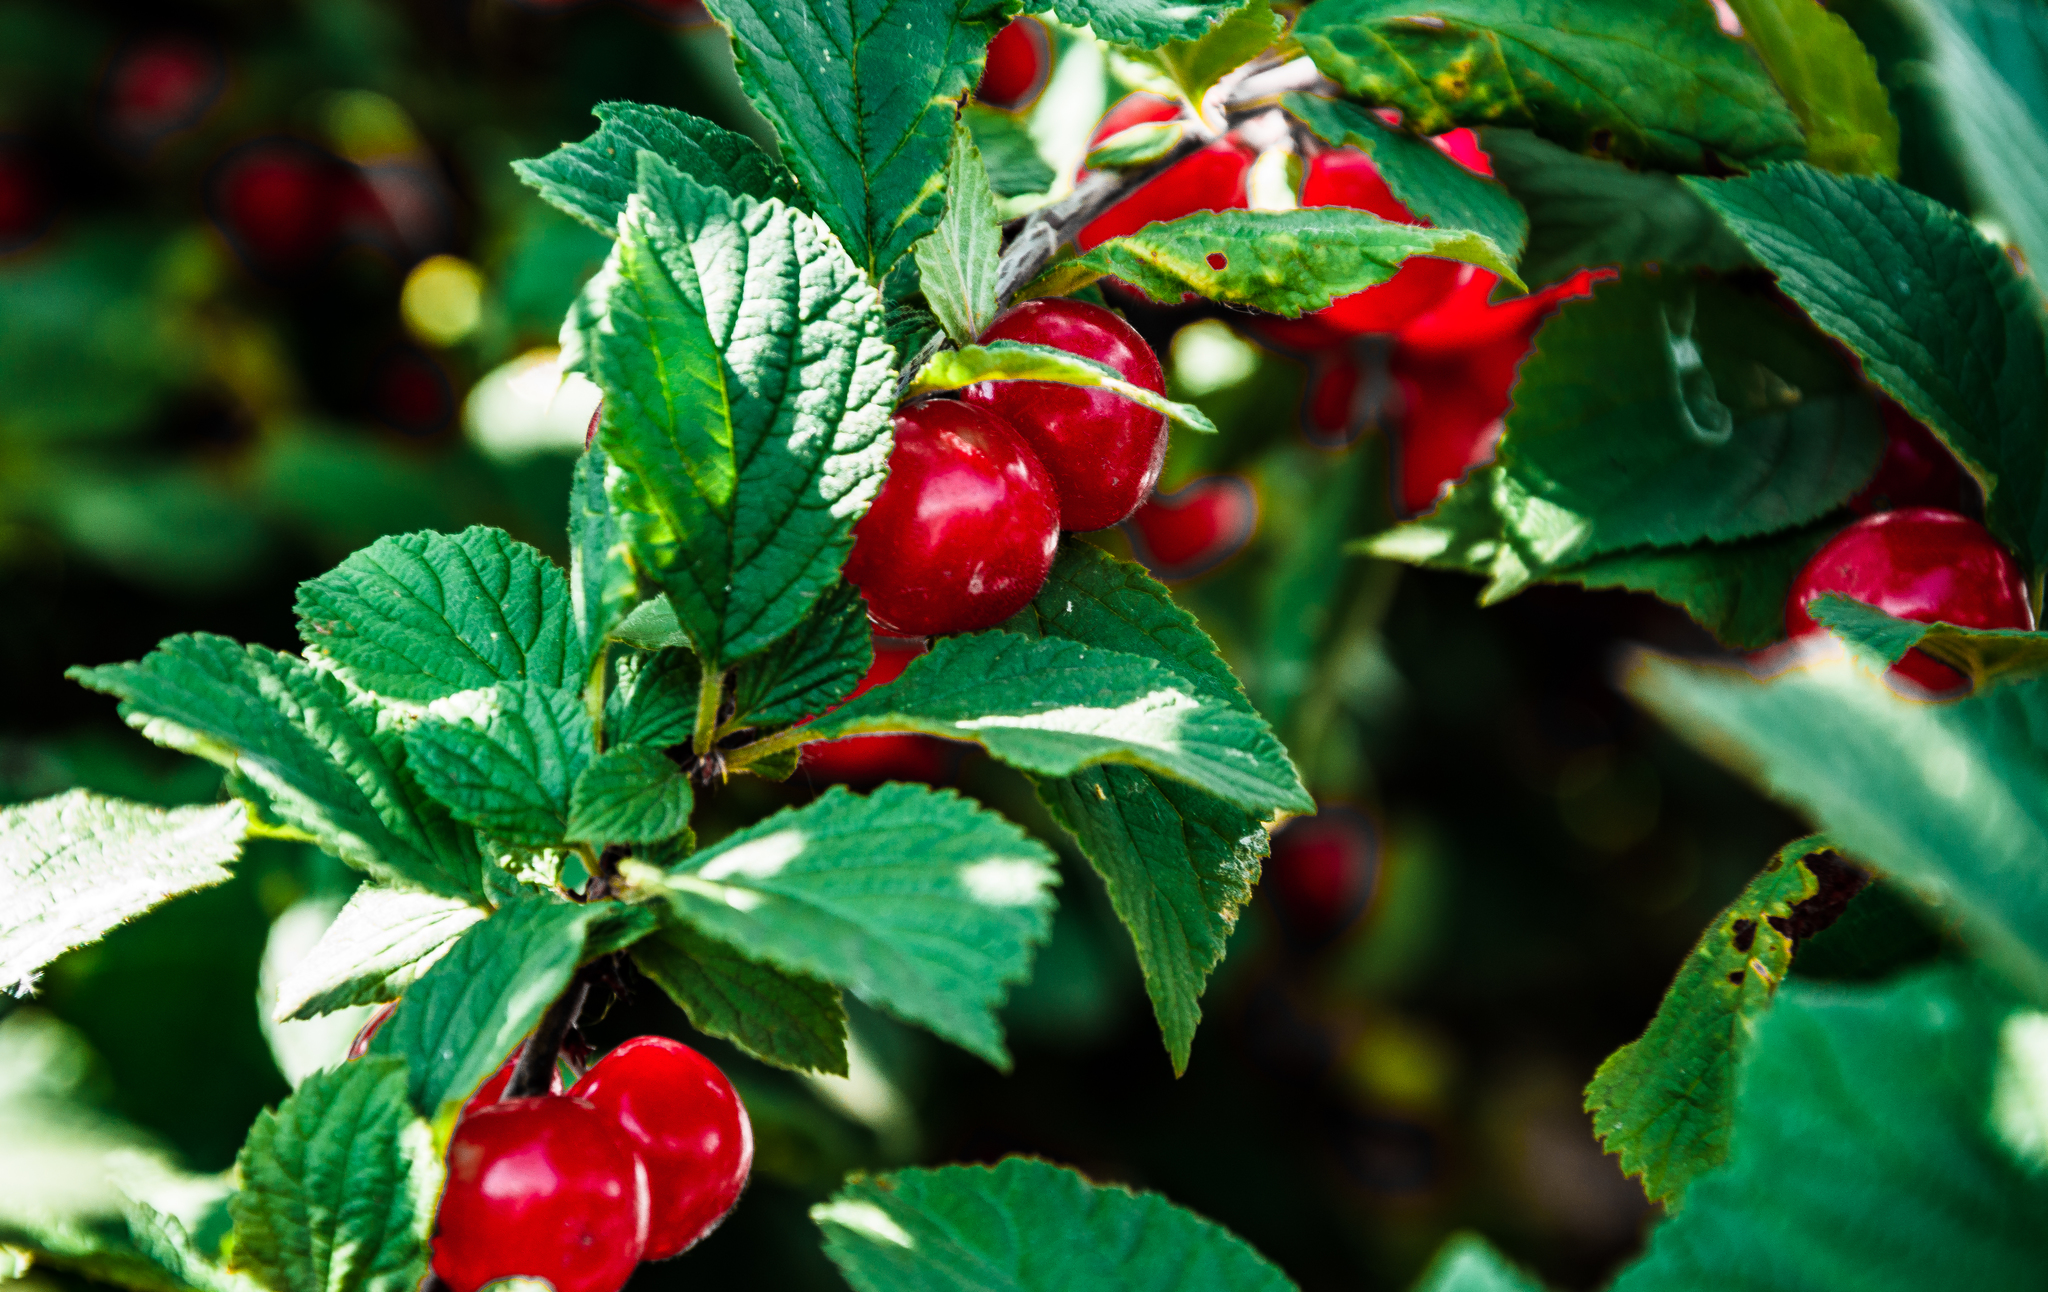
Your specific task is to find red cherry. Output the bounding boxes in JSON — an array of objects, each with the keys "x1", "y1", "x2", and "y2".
[
  {"x1": 570, "y1": 1037, "x2": 753, "y2": 1260},
  {"x1": 802, "y1": 636, "x2": 961, "y2": 785},
  {"x1": 844, "y1": 399, "x2": 1060, "y2": 636},
  {"x1": 1299, "y1": 149, "x2": 1463, "y2": 335},
  {"x1": 1123, "y1": 474, "x2": 1258, "y2": 581},
  {"x1": 211, "y1": 140, "x2": 343, "y2": 268},
  {"x1": 463, "y1": 1052, "x2": 564, "y2": 1117},
  {"x1": 1078, "y1": 94, "x2": 1253, "y2": 251},
  {"x1": 103, "y1": 36, "x2": 223, "y2": 147},
  {"x1": 432, "y1": 1097, "x2": 650, "y2": 1292},
  {"x1": 1848, "y1": 402, "x2": 1971, "y2": 515},
  {"x1": 961, "y1": 299, "x2": 1168, "y2": 531},
  {"x1": 1266, "y1": 808, "x2": 1379, "y2": 948},
  {"x1": 1085, "y1": 92, "x2": 1181, "y2": 154},
  {"x1": 977, "y1": 17, "x2": 1053, "y2": 113},
  {"x1": 1786, "y1": 508, "x2": 2031, "y2": 692}
]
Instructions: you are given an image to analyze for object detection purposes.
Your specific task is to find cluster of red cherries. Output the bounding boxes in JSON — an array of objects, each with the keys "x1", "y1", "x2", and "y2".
[{"x1": 350, "y1": 1014, "x2": 752, "y2": 1292}]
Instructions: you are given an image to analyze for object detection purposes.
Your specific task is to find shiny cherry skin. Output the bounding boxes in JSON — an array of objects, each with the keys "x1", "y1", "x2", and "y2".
[
  {"x1": 1123, "y1": 474, "x2": 1258, "y2": 581},
  {"x1": 1266, "y1": 808, "x2": 1380, "y2": 949},
  {"x1": 977, "y1": 17, "x2": 1053, "y2": 112},
  {"x1": 1786, "y1": 508, "x2": 2032, "y2": 692},
  {"x1": 570, "y1": 1037, "x2": 754, "y2": 1260},
  {"x1": 432, "y1": 1096, "x2": 650, "y2": 1292},
  {"x1": 802, "y1": 637, "x2": 961, "y2": 785},
  {"x1": 1300, "y1": 149, "x2": 1463, "y2": 335},
  {"x1": 844, "y1": 399, "x2": 1060, "y2": 636},
  {"x1": 1078, "y1": 94, "x2": 1252, "y2": 251},
  {"x1": 1848, "y1": 402, "x2": 1971, "y2": 514},
  {"x1": 961, "y1": 299, "x2": 1168, "y2": 531}
]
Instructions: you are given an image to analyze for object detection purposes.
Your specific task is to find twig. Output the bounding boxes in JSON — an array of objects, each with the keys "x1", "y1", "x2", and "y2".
[{"x1": 504, "y1": 979, "x2": 590, "y2": 1099}]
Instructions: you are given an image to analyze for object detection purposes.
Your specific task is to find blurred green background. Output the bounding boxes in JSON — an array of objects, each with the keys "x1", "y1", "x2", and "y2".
[{"x1": 0, "y1": 1, "x2": 1966, "y2": 1289}]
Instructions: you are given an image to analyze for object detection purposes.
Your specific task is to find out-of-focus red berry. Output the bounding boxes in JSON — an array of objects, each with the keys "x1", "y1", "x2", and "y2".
[
  {"x1": 102, "y1": 36, "x2": 225, "y2": 149},
  {"x1": 1266, "y1": 807, "x2": 1380, "y2": 948},
  {"x1": 802, "y1": 636, "x2": 962, "y2": 785},
  {"x1": 1078, "y1": 94, "x2": 1252, "y2": 251},
  {"x1": 977, "y1": 17, "x2": 1053, "y2": 113},
  {"x1": 1123, "y1": 474, "x2": 1258, "y2": 581},
  {"x1": 1848, "y1": 402, "x2": 1972, "y2": 515},
  {"x1": 1299, "y1": 148, "x2": 1463, "y2": 335}
]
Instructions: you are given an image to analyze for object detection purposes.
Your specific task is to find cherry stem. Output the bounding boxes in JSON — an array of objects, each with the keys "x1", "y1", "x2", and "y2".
[
  {"x1": 692, "y1": 668, "x2": 726, "y2": 757},
  {"x1": 504, "y1": 978, "x2": 589, "y2": 1099},
  {"x1": 720, "y1": 720, "x2": 815, "y2": 771}
]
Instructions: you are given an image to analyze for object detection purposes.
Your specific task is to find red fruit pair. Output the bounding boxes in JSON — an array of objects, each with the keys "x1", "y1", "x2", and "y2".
[
  {"x1": 801, "y1": 635, "x2": 961, "y2": 784},
  {"x1": 433, "y1": 1036, "x2": 753, "y2": 1292}
]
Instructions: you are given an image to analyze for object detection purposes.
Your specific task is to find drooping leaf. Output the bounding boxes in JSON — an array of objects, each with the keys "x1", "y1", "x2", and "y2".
[
  {"x1": 1687, "y1": 164, "x2": 2048, "y2": 576},
  {"x1": 1586, "y1": 837, "x2": 1857, "y2": 1205},
  {"x1": 586, "y1": 153, "x2": 894, "y2": 669},
  {"x1": 0, "y1": 792, "x2": 245, "y2": 993},
  {"x1": 1293, "y1": 0, "x2": 1805, "y2": 171},
  {"x1": 293, "y1": 528, "x2": 583, "y2": 704},
  {"x1": 1628, "y1": 652, "x2": 2048, "y2": 1001},
  {"x1": 625, "y1": 783, "x2": 1057, "y2": 1067},
  {"x1": 274, "y1": 886, "x2": 485, "y2": 1022},
  {"x1": 1130, "y1": 0, "x2": 1284, "y2": 111},
  {"x1": 814, "y1": 1157, "x2": 1297, "y2": 1292},
  {"x1": 69, "y1": 637, "x2": 483, "y2": 902},
  {"x1": 913, "y1": 124, "x2": 1003, "y2": 347},
  {"x1": 568, "y1": 443, "x2": 640, "y2": 664},
  {"x1": 1724, "y1": 0, "x2": 1898, "y2": 177},
  {"x1": 909, "y1": 341, "x2": 1217, "y2": 434},
  {"x1": 729, "y1": 580, "x2": 873, "y2": 729},
  {"x1": 566, "y1": 744, "x2": 693, "y2": 844},
  {"x1": 403, "y1": 682, "x2": 595, "y2": 847},
  {"x1": 1607, "y1": 967, "x2": 2048, "y2": 1290},
  {"x1": 630, "y1": 919, "x2": 848, "y2": 1074},
  {"x1": 512, "y1": 101, "x2": 806, "y2": 236},
  {"x1": 704, "y1": 0, "x2": 1005, "y2": 279},
  {"x1": 963, "y1": 104, "x2": 1057, "y2": 198},
  {"x1": 1026, "y1": 207, "x2": 1522, "y2": 312},
  {"x1": 807, "y1": 630, "x2": 1312, "y2": 815},
  {"x1": 227, "y1": 1057, "x2": 440, "y2": 1292},
  {"x1": 1046, "y1": 0, "x2": 1246, "y2": 48},
  {"x1": 1282, "y1": 93, "x2": 1529, "y2": 266},
  {"x1": 1409, "y1": 1235, "x2": 1547, "y2": 1292},
  {"x1": 1807, "y1": 594, "x2": 2048, "y2": 690}
]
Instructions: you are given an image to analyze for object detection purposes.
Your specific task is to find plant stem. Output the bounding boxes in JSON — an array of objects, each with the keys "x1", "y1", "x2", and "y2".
[
  {"x1": 505, "y1": 979, "x2": 589, "y2": 1099},
  {"x1": 721, "y1": 720, "x2": 816, "y2": 771},
  {"x1": 693, "y1": 667, "x2": 726, "y2": 757}
]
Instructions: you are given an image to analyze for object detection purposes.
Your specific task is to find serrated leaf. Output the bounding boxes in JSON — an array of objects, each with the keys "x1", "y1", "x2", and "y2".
[
  {"x1": 1048, "y1": 0, "x2": 1247, "y2": 48},
  {"x1": 1545, "y1": 523, "x2": 1834, "y2": 651},
  {"x1": 913, "y1": 124, "x2": 1003, "y2": 347},
  {"x1": 705, "y1": 0, "x2": 1004, "y2": 279},
  {"x1": 1410, "y1": 1235, "x2": 1546, "y2": 1292},
  {"x1": 227, "y1": 1057, "x2": 439, "y2": 1292},
  {"x1": 403, "y1": 682, "x2": 595, "y2": 847},
  {"x1": 629, "y1": 783, "x2": 1056, "y2": 1067},
  {"x1": 365, "y1": 893, "x2": 603, "y2": 1124},
  {"x1": 1, "y1": 792, "x2": 245, "y2": 992},
  {"x1": 1725, "y1": 0, "x2": 1898, "y2": 177},
  {"x1": 1293, "y1": 0, "x2": 1805, "y2": 171},
  {"x1": 1282, "y1": 93, "x2": 1529, "y2": 266},
  {"x1": 631, "y1": 919, "x2": 848, "y2": 1074},
  {"x1": 609, "y1": 596, "x2": 689, "y2": 651},
  {"x1": 1128, "y1": 0, "x2": 1283, "y2": 110},
  {"x1": 814, "y1": 1157, "x2": 1296, "y2": 1292},
  {"x1": 1628, "y1": 652, "x2": 2048, "y2": 1001},
  {"x1": 1476, "y1": 128, "x2": 1755, "y2": 289},
  {"x1": 568, "y1": 444, "x2": 640, "y2": 663},
  {"x1": 909, "y1": 341, "x2": 1217, "y2": 434},
  {"x1": 730, "y1": 580, "x2": 872, "y2": 729},
  {"x1": 1607, "y1": 967, "x2": 2048, "y2": 1290},
  {"x1": 293, "y1": 528, "x2": 583, "y2": 704},
  {"x1": 567, "y1": 744, "x2": 692, "y2": 844},
  {"x1": 586, "y1": 153, "x2": 894, "y2": 669},
  {"x1": 963, "y1": 104, "x2": 1056, "y2": 198},
  {"x1": 1687, "y1": 164, "x2": 2048, "y2": 577},
  {"x1": 69, "y1": 637, "x2": 483, "y2": 902},
  {"x1": 1808, "y1": 594, "x2": 2048, "y2": 690},
  {"x1": 808, "y1": 630, "x2": 1312, "y2": 814},
  {"x1": 1026, "y1": 208, "x2": 1522, "y2": 312},
  {"x1": 512, "y1": 101, "x2": 806, "y2": 237},
  {"x1": 605, "y1": 647, "x2": 701, "y2": 748},
  {"x1": 1586, "y1": 836, "x2": 1847, "y2": 1205},
  {"x1": 274, "y1": 886, "x2": 485, "y2": 1022}
]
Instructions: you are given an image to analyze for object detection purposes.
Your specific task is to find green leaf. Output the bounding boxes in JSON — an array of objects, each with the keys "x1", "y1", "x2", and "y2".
[
  {"x1": 1027, "y1": 207, "x2": 1522, "y2": 312},
  {"x1": 630, "y1": 919, "x2": 848, "y2": 1074},
  {"x1": 69, "y1": 636, "x2": 483, "y2": 902},
  {"x1": 1047, "y1": 0, "x2": 1247, "y2": 48},
  {"x1": 403, "y1": 682, "x2": 595, "y2": 847},
  {"x1": 814, "y1": 1156, "x2": 1296, "y2": 1292},
  {"x1": 605, "y1": 647, "x2": 701, "y2": 748},
  {"x1": 273, "y1": 886, "x2": 485, "y2": 1022},
  {"x1": 1724, "y1": 0, "x2": 1898, "y2": 177},
  {"x1": 1607, "y1": 967, "x2": 2048, "y2": 1291},
  {"x1": 1686, "y1": 164, "x2": 2048, "y2": 575},
  {"x1": 1410, "y1": 1235, "x2": 1546, "y2": 1292},
  {"x1": 1002, "y1": 544, "x2": 1268, "y2": 1073},
  {"x1": 909, "y1": 341, "x2": 1217, "y2": 435},
  {"x1": 625, "y1": 783, "x2": 1057, "y2": 1067},
  {"x1": 1546, "y1": 522, "x2": 1833, "y2": 651},
  {"x1": 913, "y1": 124, "x2": 1003, "y2": 347},
  {"x1": 1475, "y1": 128, "x2": 1755, "y2": 289},
  {"x1": 587, "y1": 153, "x2": 894, "y2": 670},
  {"x1": 610, "y1": 596, "x2": 689, "y2": 651},
  {"x1": 809, "y1": 630, "x2": 1312, "y2": 814},
  {"x1": 1628, "y1": 652, "x2": 2048, "y2": 1001},
  {"x1": 1586, "y1": 836, "x2": 1850, "y2": 1205},
  {"x1": 730, "y1": 580, "x2": 873, "y2": 728},
  {"x1": 227, "y1": 1057, "x2": 439, "y2": 1292},
  {"x1": 1293, "y1": 0, "x2": 1805, "y2": 171},
  {"x1": 567, "y1": 744, "x2": 693, "y2": 844},
  {"x1": 704, "y1": 0, "x2": 1004, "y2": 279},
  {"x1": 512, "y1": 100, "x2": 806, "y2": 237},
  {"x1": 1129, "y1": 0, "x2": 1284, "y2": 110},
  {"x1": 963, "y1": 104, "x2": 1056, "y2": 198},
  {"x1": 1083, "y1": 121, "x2": 1185, "y2": 170},
  {"x1": 1, "y1": 792, "x2": 245, "y2": 993},
  {"x1": 568, "y1": 444, "x2": 640, "y2": 663},
  {"x1": 365, "y1": 893, "x2": 602, "y2": 1124},
  {"x1": 294, "y1": 528, "x2": 583, "y2": 704},
  {"x1": 1281, "y1": 93, "x2": 1529, "y2": 266},
  {"x1": 1808, "y1": 594, "x2": 2048, "y2": 690}
]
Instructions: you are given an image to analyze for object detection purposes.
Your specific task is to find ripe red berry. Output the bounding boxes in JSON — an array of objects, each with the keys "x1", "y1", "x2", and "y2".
[
  {"x1": 1123, "y1": 474, "x2": 1258, "y2": 581},
  {"x1": 1265, "y1": 808, "x2": 1379, "y2": 948},
  {"x1": 802, "y1": 636, "x2": 961, "y2": 785},
  {"x1": 463, "y1": 1052, "x2": 563, "y2": 1116},
  {"x1": 1078, "y1": 94, "x2": 1252, "y2": 251},
  {"x1": 977, "y1": 17, "x2": 1053, "y2": 113},
  {"x1": 102, "y1": 36, "x2": 224, "y2": 150},
  {"x1": 1786, "y1": 508, "x2": 2032, "y2": 692},
  {"x1": 1848, "y1": 402, "x2": 1971, "y2": 515},
  {"x1": 961, "y1": 299, "x2": 1168, "y2": 531},
  {"x1": 432, "y1": 1096, "x2": 650, "y2": 1292},
  {"x1": 1299, "y1": 149, "x2": 1463, "y2": 335},
  {"x1": 570, "y1": 1037, "x2": 753, "y2": 1260},
  {"x1": 844, "y1": 399, "x2": 1060, "y2": 636}
]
